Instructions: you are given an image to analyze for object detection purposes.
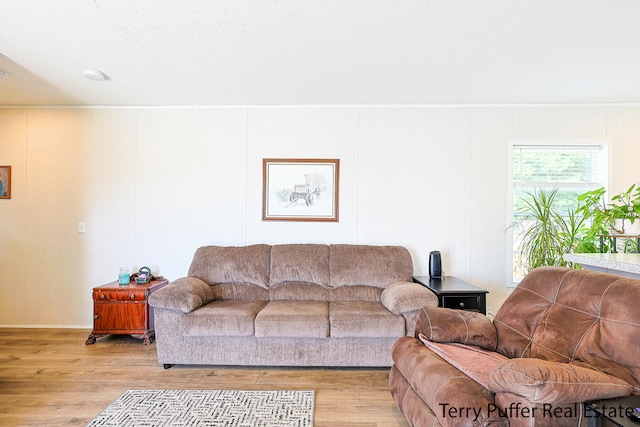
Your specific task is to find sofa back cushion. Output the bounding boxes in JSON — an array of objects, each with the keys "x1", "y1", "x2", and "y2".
[
  {"x1": 329, "y1": 244, "x2": 413, "y2": 292},
  {"x1": 188, "y1": 244, "x2": 272, "y2": 289},
  {"x1": 493, "y1": 266, "x2": 640, "y2": 390},
  {"x1": 269, "y1": 244, "x2": 330, "y2": 301}
]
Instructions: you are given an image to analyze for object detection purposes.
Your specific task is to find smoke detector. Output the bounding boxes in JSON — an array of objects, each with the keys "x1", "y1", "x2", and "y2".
[{"x1": 82, "y1": 68, "x2": 107, "y2": 81}]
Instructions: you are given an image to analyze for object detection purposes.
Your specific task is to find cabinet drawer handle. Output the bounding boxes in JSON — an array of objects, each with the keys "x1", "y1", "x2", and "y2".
[
  {"x1": 100, "y1": 294, "x2": 105, "y2": 299},
  {"x1": 459, "y1": 302, "x2": 465, "y2": 308},
  {"x1": 130, "y1": 294, "x2": 135, "y2": 299}
]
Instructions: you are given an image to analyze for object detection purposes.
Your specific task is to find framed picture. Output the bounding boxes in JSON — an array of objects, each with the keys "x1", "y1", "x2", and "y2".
[
  {"x1": 262, "y1": 158, "x2": 339, "y2": 222},
  {"x1": 0, "y1": 166, "x2": 10, "y2": 199}
]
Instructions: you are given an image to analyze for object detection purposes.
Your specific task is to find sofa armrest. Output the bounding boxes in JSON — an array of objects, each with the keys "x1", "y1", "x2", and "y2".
[
  {"x1": 148, "y1": 277, "x2": 214, "y2": 313},
  {"x1": 489, "y1": 358, "x2": 633, "y2": 403},
  {"x1": 415, "y1": 306, "x2": 497, "y2": 351},
  {"x1": 381, "y1": 281, "x2": 438, "y2": 315}
]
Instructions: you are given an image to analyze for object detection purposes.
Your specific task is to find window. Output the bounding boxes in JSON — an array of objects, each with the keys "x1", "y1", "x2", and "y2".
[{"x1": 508, "y1": 140, "x2": 609, "y2": 284}]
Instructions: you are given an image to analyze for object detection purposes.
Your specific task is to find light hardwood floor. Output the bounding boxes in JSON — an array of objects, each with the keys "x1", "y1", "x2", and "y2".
[{"x1": 0, "y1": 328, "x2": 409, "y2": 426}]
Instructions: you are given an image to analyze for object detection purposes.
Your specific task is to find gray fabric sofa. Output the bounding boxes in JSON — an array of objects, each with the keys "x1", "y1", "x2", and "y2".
[{"x1": 148, "y1": 243, "x2": 438, "y2": 367}]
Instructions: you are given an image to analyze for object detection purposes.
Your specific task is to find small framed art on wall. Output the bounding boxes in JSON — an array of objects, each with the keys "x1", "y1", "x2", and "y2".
[
  {"x1": 0, "y1": 166, "x2": 10, "y2": 199},
  {"x1": 262, "y1": 158, "x2": 339, "y2": 222}
]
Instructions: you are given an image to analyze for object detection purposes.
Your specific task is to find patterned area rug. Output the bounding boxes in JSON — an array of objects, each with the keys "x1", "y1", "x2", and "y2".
[{"x1": 87, "y1": 389, "x2": 315, "y2": 427}]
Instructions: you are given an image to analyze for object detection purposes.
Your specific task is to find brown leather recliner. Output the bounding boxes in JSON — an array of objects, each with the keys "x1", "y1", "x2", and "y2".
[{"x1": 390, "y1": 266, "x2": 640, "y2": 426}]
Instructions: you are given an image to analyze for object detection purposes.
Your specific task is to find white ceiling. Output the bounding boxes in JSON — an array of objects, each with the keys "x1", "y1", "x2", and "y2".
[{"x1": 1, "y1": 0, "x2": 640, "y2": 106}]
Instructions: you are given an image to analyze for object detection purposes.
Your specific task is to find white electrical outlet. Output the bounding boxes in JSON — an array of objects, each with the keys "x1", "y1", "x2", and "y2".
[{"x1": 78, "y1": 222, "x2": 86, "y2": 233}]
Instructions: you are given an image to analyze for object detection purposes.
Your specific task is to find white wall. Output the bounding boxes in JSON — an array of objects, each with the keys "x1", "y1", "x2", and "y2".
[{"x1": 1, "y1": 105, "x2": 639, "y2": 327}]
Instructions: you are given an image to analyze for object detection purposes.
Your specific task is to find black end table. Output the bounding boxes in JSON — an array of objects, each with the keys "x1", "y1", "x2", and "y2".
[{"x1": 413, "y1": 276, "x2": 488, "y2": 315}]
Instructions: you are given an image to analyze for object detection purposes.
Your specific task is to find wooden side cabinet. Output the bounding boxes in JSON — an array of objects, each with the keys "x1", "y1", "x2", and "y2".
[{"x1": 85, "y1": 277, "x2": 168, "y2": 345}]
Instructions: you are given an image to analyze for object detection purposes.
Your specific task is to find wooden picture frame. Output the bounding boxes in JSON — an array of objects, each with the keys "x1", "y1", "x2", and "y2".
[
  {"x1": 262, "y1": 158, "x2": 339, "y2": 222},
  {"x1": 0, "y1": 166, "x2": 10, "y2": 199}
]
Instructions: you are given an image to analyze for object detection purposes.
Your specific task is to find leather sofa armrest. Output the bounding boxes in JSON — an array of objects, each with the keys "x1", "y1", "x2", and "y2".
[
  {"x1": 415, "y1": 306, "x2": 498, "y2": 351},
  {"x1": 489, "y1": 358, "x2": 634, "y2": 403},
  {"x1": 381, "y1": 281, "x2": 438, "y2": 315},
  {"x1": 148, "y1": 277, "x2": 214, "y2": 313}
]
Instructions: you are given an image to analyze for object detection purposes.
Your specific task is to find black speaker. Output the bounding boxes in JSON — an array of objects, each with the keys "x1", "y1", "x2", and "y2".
[{"x1": 429, "y1": 251, "x2": 442, "y2": 279}]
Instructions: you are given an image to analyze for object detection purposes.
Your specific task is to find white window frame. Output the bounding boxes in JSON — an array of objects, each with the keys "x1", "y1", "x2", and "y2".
[{"x1": 506, "y1": 139, "x2": 610, "y2": 287}]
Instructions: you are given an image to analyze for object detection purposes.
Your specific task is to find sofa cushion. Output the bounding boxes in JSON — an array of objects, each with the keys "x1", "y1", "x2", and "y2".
[
  {"x1": 488, "y1": 358, "x2": 633, "y2": 403},
  {"x1": 212, "y1": 283, "x2": 269, "y2": 301},
  {"x1": 181, "y1": 300, "x2": 268, "y2": 337},
  {"x1": 381, "y1": 282, "x2": 438, "y2": 315},
  {"x1": 269, "y1": 244, "x2": 330, "y2": 289},
  {"x1": 187, "y1": 244, "x2": 272, "y2": 289},
  {"x1": 330, "y1": 301, "x2": 405, "y2": 338},
  {"x1": 330, "y1": 285, "x2": 383, "y2": 302},
  {"x1": 269, "y1": 283, "x2": 330, "y2": 301},
  {"x1": 329, "y1": 245, "x2": 413, "y2": 289},
  {"x1": 415, "y1": 306, "x2": 498, "y2": 351},
  {"x1": 254, "y1": 301, "x2": 329, "y2": 338}
]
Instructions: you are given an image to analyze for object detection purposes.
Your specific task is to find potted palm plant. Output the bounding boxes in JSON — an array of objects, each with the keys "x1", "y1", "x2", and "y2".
[{"x1": 511, "y1": 188, "x2": 587, "y2": 273}]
